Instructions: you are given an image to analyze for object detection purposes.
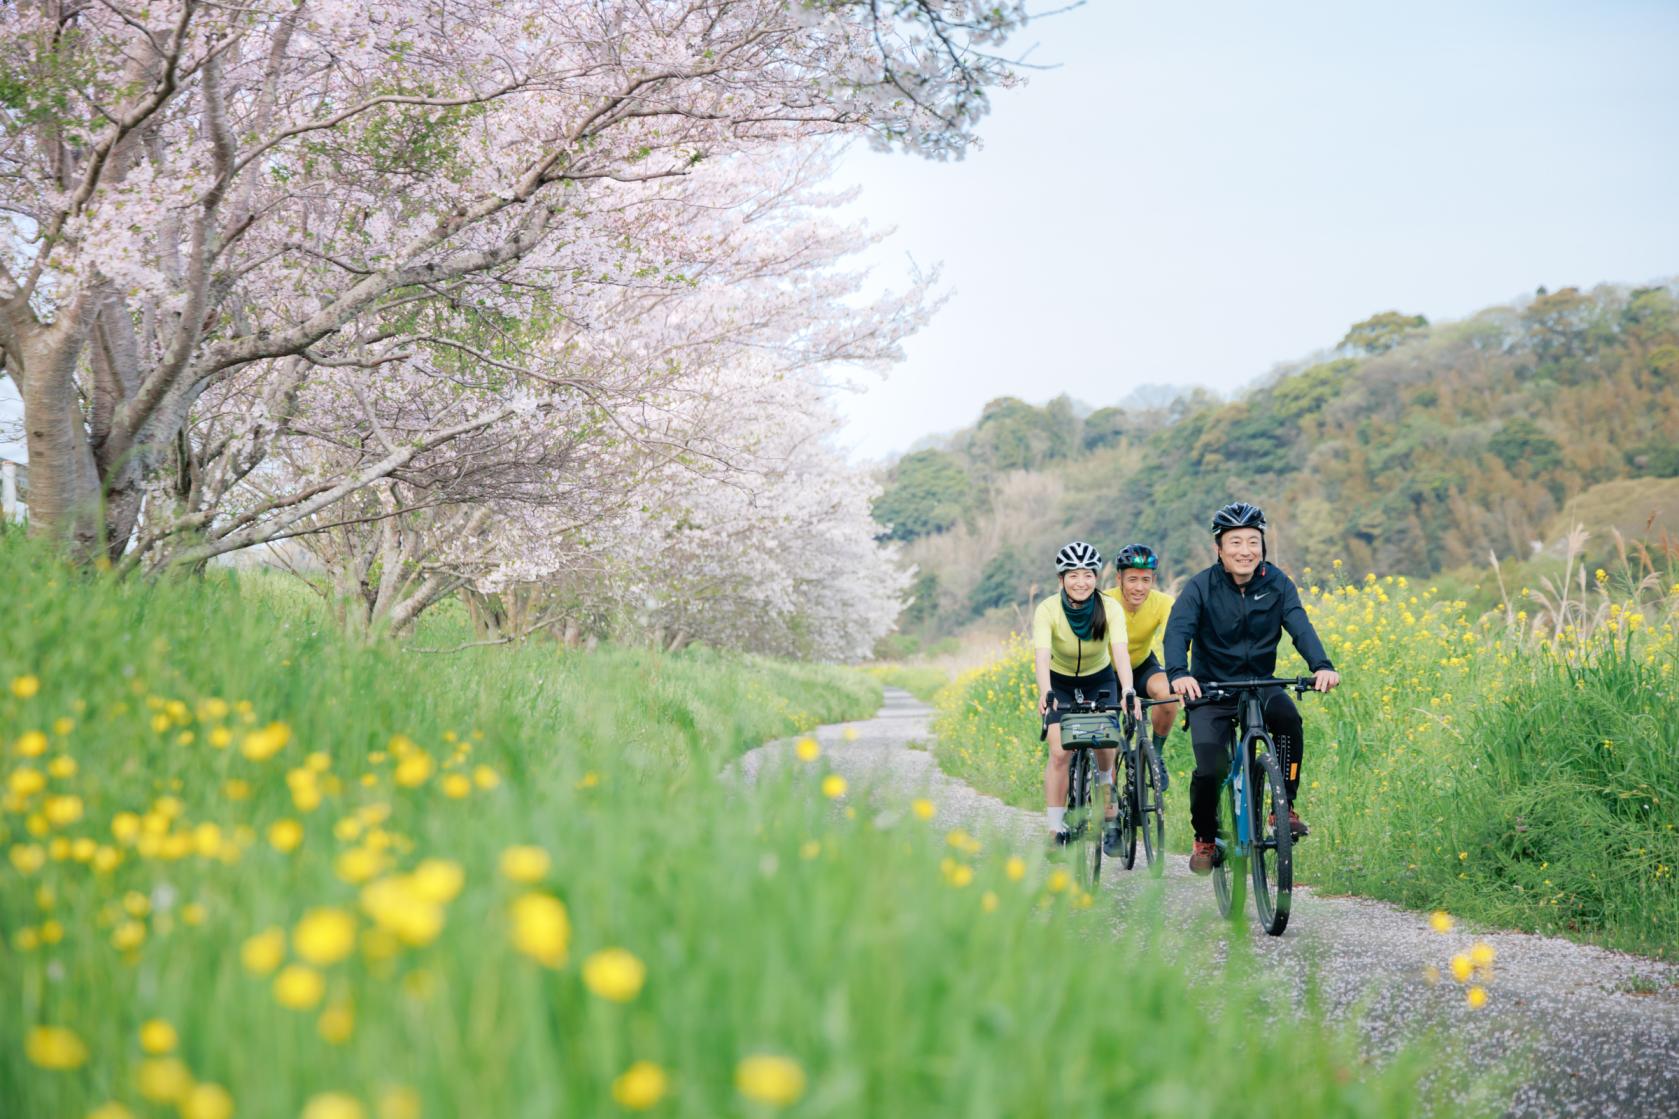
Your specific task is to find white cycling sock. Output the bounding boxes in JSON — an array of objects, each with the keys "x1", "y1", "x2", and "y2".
[
  {"x1": 1096, "y1": 769, "x2": 1114, "y2": 785},
  {"x1": 1046, "y1": 807, "x2": 1066, "y2": 833}
]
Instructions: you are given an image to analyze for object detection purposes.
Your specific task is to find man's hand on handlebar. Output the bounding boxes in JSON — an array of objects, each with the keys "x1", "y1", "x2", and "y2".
[
  {"x1": 1171, "y1": 676, "x2": 1202, "y2": 702},
  {"x1": 1312, "y1": 669, "x2": 1340, "y2": 693}
]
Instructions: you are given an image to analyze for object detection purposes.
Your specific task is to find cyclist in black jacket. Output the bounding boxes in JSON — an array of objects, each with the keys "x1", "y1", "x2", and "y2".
[{"x1": 1164, "y1": 502, "x2": 1340, "y2": 875}]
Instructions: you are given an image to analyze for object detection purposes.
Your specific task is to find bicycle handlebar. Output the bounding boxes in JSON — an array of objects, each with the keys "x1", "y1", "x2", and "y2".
[{"x1": 1180, "y1": 676, "x2": 1322, "y2": 710}]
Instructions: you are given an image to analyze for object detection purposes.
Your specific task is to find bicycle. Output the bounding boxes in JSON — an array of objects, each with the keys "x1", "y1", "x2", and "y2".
[
  {"x1": 1183, "y1": 676, "x2": 1319, "y2": 936},
  {"x1": 1123, "y1": 696, "x2": 1178, "y2": 877},
  {"x1": 1056, "y1": 694, "x2": 1127, "y2": 888}
]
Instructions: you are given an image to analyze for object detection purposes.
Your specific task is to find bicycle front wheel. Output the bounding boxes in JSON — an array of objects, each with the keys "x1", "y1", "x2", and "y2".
[
  {"x1": 1069, "y1": 750, "x2": 1101, "y2": 889},
  {"x1": 1249, "y1": 742, "x2": 1293, "y2": 936},
  {"x1": 1212, "y1": 777, "x2": 1246, "y2": 920},
  {"x1": 1118, "y1": 750, "x2": 1139, "y2": 871},
  {"x1": 1137, "y1": 734, "x2": 1165, "y2": 876}
]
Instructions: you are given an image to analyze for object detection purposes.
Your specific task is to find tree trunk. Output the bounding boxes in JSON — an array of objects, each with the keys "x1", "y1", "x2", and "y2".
[{"x1": 19, "y1": 326, "x2": 101, "y2": 559}]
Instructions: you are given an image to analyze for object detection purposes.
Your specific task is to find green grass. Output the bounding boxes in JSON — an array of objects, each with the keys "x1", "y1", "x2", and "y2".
[
  {"x1": 933, "y1": 574, "x2": 1679, "y2": 959},
  {"x1": 1, "y1": 534, "x2": 1489, "y2": 1117},
  {"x1": 861, "y1": 664, "x2": 951, "y2": 704}
]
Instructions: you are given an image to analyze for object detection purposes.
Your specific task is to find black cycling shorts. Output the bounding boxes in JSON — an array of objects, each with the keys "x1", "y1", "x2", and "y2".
[
  {"x1": 1132, "y1": 652, "x2": 1166, "y2": 693},
  {"x1": 1041, "y1": 665, "x2": 1120, "y2": 741}
]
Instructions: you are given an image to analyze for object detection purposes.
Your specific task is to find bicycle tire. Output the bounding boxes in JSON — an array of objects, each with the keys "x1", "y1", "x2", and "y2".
[
  {"x1": 1068, "y1": 749, "x2": 1101, "y2": 889},
  {"x1": 1137, "y1": 734, "x2": 1166, "y2": 876},
  {"x1": 1118, "y1": 749, "x2": 1139, "y2": 871},
  {"x1": 1249, "y1": 741, "x2": 1293, "y2": 936},
  {"x1": 1212, "y1": 774, "x2": 1246, "y2": 920}
]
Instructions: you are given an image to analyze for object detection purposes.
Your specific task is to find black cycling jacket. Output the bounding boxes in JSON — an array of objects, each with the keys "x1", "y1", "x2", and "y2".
[{"x1": 1164, "y1": 561, "x2": 1334, "y2": 683}]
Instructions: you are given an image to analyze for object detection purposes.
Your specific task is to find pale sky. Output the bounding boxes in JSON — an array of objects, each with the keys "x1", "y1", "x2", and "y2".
[
  {"x1": 6, "y1": 1, "x2": 1677, "y2": 466},
  {"x1": 828, "y1": 0, "x2": 1679, "y2": 460}
]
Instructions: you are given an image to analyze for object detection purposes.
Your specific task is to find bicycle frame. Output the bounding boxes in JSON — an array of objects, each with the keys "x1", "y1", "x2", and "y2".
[{"x1": 1220, "y1": 690, "x2": 1273, "y2": 861}]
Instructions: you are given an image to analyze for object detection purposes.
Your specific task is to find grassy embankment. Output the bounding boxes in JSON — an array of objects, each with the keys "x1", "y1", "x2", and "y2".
[
  {"x1": 1, "y1": 535, "x2": 1496, "y2": 1118},
  {"x1": 933, "y1": 566, "x2": 1679, "y2": 959}
]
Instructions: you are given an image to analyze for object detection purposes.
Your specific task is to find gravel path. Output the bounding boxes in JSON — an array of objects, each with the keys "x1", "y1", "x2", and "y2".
[{"x1": 740, "y1": 688, "x2": 1679, "y2": 1118}]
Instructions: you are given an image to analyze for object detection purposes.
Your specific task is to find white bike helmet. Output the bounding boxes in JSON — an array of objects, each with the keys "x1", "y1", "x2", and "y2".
[{"x1": 1054, "y1": 541, "x2": 1102, "y2": 573}]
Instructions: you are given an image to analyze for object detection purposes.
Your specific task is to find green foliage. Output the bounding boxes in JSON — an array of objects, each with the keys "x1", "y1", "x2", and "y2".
[
  {"x1": 0, "y1": 537, "x2": 1484, "y2": 1118},
  {"x1": 967, "y1": 548, "x2": 1033, "y2": 615},
  {"x1": 1339, "y1": 311, "x2": 1429, "y2": 354},
  {"x1": 862, "y1": 664, "x2": 951, "y2": 702},
  {"x1": 871, "y1": 450, "x2": 970, "y2": 542}
]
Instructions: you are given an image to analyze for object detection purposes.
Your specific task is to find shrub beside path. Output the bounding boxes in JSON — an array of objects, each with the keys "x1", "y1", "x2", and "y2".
[{"x1": 741, "y1": 688, "x2": 1679, "y2": 1119}]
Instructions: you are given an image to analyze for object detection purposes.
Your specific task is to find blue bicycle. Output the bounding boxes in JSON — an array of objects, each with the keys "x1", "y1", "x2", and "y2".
[{"x1": 1187, "y1": 676, "x2": 1319, "y2": 936}]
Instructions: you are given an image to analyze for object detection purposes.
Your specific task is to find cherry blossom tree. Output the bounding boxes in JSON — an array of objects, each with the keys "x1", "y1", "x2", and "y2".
[{"x1": 1, "y1": 0, "x2": 1030, "y2": 564}]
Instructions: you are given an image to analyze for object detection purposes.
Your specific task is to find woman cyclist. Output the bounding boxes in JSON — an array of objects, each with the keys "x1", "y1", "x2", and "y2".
[
  {"x1": 1034, "y1": 541, "x2": 1143, "y2": 849},
  {"x1": 1112, "y1": 543, "x2": 1178, "y2": 789}
]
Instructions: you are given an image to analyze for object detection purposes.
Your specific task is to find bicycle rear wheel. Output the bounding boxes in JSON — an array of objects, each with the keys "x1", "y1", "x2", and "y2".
[
  {"x1": 1137, "y1": 734, "x2": 1165, "y2": 876},
  {"x1": 1212, "y1": 777, "x2": 1246, "y2": 920},
  {"x1": 1117, "y1": 750, "x2": 1139, "y2": 871},
  {"x1": 1249, "y1": 741, "x2": 1293, "y2": 936}
]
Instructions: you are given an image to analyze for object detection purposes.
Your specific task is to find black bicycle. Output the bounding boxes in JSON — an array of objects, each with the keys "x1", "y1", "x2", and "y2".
[
  {"x1": 1183, "y1": 677, "x2": 1320, "y2": 936},
  {"x1": 1056, "y1": 694, "x2": 1130, "y2": 888},
  {"x1": 1123, "y1": 696, "x2": 1178, "y2": 877}
]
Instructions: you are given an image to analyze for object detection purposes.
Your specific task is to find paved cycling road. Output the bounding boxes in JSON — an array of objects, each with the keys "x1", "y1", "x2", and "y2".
[{"x1": 739, "y1": 688, "x2": 1679, "y2": 1119}]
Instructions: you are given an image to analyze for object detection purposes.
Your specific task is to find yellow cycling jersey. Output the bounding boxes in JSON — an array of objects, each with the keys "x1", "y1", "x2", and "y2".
[
  {"x1": 1032, "y1": 592, "x2": 1127, "y2": 677},
  {"x1": 1119, "y1": 588, "x2": 1174, "y2": 669}
]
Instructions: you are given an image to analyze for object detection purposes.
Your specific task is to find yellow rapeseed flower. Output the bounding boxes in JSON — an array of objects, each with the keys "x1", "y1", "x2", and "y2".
[
  {"x1": 25, "y1": 1024, "x2": 88, "y2": 1069},
  {"x1": 136, "y1": 1057, "x2": 193, "y2": 1103},
  {"x1": 43, "y1": 794, "x2": 82, "y2": 825},
  {"x1": 241, "y1": 927, "x2": 286, "y2": 974},
  {"x1": 274, "y1": 964, "x2": 326, "y2": 1009},
  {"x1": 139, "y1": 1018, "x2": 178, "y2": 1054},
  {"x1": 393, "y1": 753, "x2": 434, "y2": 788},
  {"x1": 318, "y1": 1003, "x2": 355, "y2": 1045},
  {"x1": 441, "y1": 773, "x2": 472, "y2": 799},
  {"x1": 47, "y1": 755, "x2": 75, "y2": 779},
  {"x1": 182, "y1": 1082, "x2": 235, "y2": 1119},
  {"x1": 268, "y1": 819, "x2": 304, "y2": 853},
  {"x1": 334, "y1": 847, "x2": 384, "y2": 884},
  {"x1": 583, "y1": 948, "x2": 647, "y2": 1002},
  {"x1": 240, "y1": 722, "x2": 292, "y2": 762},
  {"x1": 16, "y1": 730, "x2": 48, "y2": 757},
  {"x1": 8, "y1": 766, "x2": 45, "y2": 796},
  {"x1": 510, "y1": 892, "x2": 570, "y2": 968},
  {"x1": 409, "y1": 858, "x2": 465, "y2": 904},
  {"x1": 499, "y1": 845, "x2": 551, "y2": 884},
  {"x1": 112, "y1": 920, "x2": 147, "y2": 952},
  {"x1": 612, "y1": 1060, "x2": 669, "y2": 1110},
  {"x1": 377, "y1": 1086, "x2": 422, "y2": 1119},
  {"x1": 821, "y1": 774, "x2": 847, "y2": 799},
  {"x1": 10, "y1": 674, "x2": 40, "y2": 698},
  {"x1": 301, "y1": 1093, "x2": 366, "y2": 1119},
  {"x1": 911, "y1": 798, "x2": 936, "y2": 820},
  {"x1": 736, "y1": 1054, "x2": 806, "y2": 1106},
  {"x1": 794, "y1": 737, "x2": 821, "y2": 762},
  {"x1": 293, "y1": 908, "x2": 358, "y2": 966}
]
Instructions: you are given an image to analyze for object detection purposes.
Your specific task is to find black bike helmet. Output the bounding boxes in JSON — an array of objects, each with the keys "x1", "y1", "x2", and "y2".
[
  {"x1": 1115, "y1": 543, "x2": 1158, "y2": 570},
  {"x1": 1054, "y1": 540, "x2": 1102, "y2": 573},
  {"x1": 1210, "y1": 501, "x2": 1267, "y2": 538}
]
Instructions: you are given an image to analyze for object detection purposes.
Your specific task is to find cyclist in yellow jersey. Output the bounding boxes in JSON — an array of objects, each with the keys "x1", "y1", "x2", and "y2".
[
  {"x1": 1112, "y1": 543, "x2": 1178, "y2": 789},
  {"x1": 1033, "y1": 541, "x2": 1143, "y2": 849}
]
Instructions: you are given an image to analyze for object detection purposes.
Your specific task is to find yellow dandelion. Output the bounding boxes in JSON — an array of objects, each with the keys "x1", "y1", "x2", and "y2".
[
  {"x1": 241, "y1": 927, "x2": 286, "y2": 974},
  {"x1": 911, "y1": 798, "x2": 936, "y2": 821},
  {"x1": 499, "y1": 845, "x2": 551, "y2": 884},
  {"x1": 820, "y1": 774, "x2": 847, "y2": 799},
  {"x1": 1046, "y1": 868, "x2": 1071, "y2": 894},
  {"x1": 293, "y1": 908, "x2": 357, "y2": 966},
  {"x1": 268, "y1": 819, "x2": 304, "y2": 854},
  {"x1": 25, "y1": 1024, "x2": 88, "y2": 1070},
  {"x1": 409, "y1": 858, "x2": 465, "y2": 904},
  {"x1": 376, "y1": 1086, "x2": 421, "y2": 1119},
  {"x1": 1466, "y1": 986, "x2": 1488, "y2": 1009},
  {"x1": 318, "y1": 1003, "x2": 355, "y2": 1045},
  {"x1": 87, "y1": 1103, "x2": 138, "y2": 1119},
  {"x1": 139, "y1": 1018, "x2": 178, "y2": 1054},
  {"x1": 274, "y1": 964, "x2": 326, "y2": 1009},
  {"x1": 16, "y1": 729, "x2": 49, "y2": 757},
  {"x1": 136, "y1": 1057, "x2": 193, "y2": 1103},
  {"x1": 509, "y1": 892, "x2": 570, "y2": 968},
  {"x1": 240, "y1": 722, "x2": 292, "y2": 762},
  {"x1": 1449, "y1": 954, "x2": 1474, "y2": 983},
  {"x1": 736, "y1": 1054, "x2": 806, "y2": 1107},
  {"x1": 301, "y1": 1094, "x2": 366, "y2": 1119},
  {"x1": 1005, "y1": 856, "x2": 1027, "y2": 882},
  {"x1": 1429, "y1": 910, "x2": 1454, "y2": 933},
  {"x1": 182, "y1": 1083, "x2": 235, "y2": 1119},
  {"x1": 794, "y1": 737, "x2": 821, "y2": 762},
  {"x1": 393, "y1": 753, "x2": 434, "y2": 788},
  {"x1": 981, "y1": 890, "x2": 1000, "y2": 913},
  {"x1": 612, "y1": 1060, "x2": 669, "y2": 1110},
  {"x1": 440, "y1": 773, "x2": 472, "y2": 799},
  {"x1": 583, "y1": 948, "x2": 647, "y2": 1002}
]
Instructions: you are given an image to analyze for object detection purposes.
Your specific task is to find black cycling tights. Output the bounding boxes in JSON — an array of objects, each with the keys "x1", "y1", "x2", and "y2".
[{"x1": 1186, "y1": 690, "x2": 1304, "y2": 842}]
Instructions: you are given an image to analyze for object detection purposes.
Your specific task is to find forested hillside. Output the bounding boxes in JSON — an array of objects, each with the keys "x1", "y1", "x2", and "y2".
[{"x1": 873, "y1": 283, "x2": 1679, "y2": 643}]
